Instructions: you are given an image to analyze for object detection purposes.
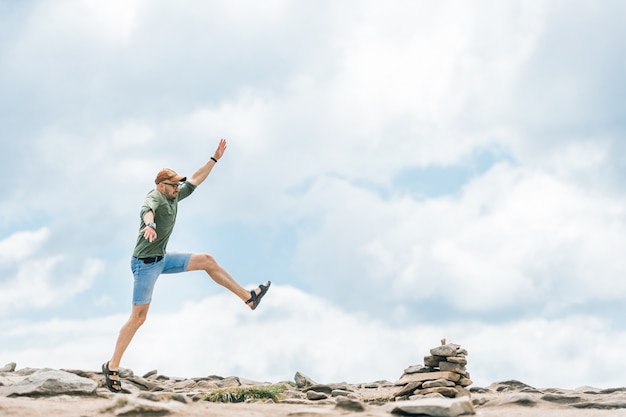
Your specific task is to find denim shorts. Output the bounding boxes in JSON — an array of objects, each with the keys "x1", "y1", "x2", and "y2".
[{"x1": 131, "y1": 253, "x2": 192, "y2": 305}]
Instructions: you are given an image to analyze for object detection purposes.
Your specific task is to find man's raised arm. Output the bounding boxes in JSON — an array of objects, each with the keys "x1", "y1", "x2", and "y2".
[{"x1": 188, "y1": 138, "x2": 227, "y2": 186}]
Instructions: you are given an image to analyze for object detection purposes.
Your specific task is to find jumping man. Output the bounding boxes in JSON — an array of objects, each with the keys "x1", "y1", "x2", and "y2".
[{"x1": 102, "y1": 138, "x2": 270, "y2": 393}]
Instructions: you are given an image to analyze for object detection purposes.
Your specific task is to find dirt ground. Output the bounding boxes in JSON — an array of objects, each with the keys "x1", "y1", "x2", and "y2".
[{"x1": 1, "y1": 391, "x2": 624, "y2": 417}]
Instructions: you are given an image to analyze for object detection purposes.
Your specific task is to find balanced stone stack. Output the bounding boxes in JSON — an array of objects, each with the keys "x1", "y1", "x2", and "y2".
[{"x1": 394, "y1": 340, "x2": 473, "y2": 400}]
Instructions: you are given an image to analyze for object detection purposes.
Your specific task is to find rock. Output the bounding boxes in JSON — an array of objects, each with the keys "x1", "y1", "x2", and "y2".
[
  {"x1": 294, "y1": 372, "x2": 317, "y2": 388},
  {"x1": 195, "y1": 380, "x2": 219, "y2": 390},
  {"x1": 458, "y1": 378, "x2": 473, "y2": 387},
  {"x1": 485, "y1": 393, "x2": 537, "y2": 407},
  {"x1": 395, "y1": 381, "x2": 422, "y2": 398},
  {"x1": 386, "y1": 397, "x2": 475, "y2": 416},
  {"x1": 423, "y1": 379, "x2": 457, "y2": 389},
  {"x1": 0, "y1": 363, "x2": 16, "y2": 373},
  {"x1": 15, "y1": 368, "x2": 38, "y2": 377},
  {"x1": 446, "y1": 357, "x2": 467, "y2": 366},
  {"x1": 455, "y1": 387, "x2": 471, "y2": 398},
  {"x1": 306, "y1": 390, "x2": 328, "y2": 401},
  {"x1": 216, "y1": 376, "x2": 240, "y2": 388},
  {"x1": 330, "y1": 389, "x2": 352, "y2": 397},
  {"x1": 103, "y1": 396, "x2": 177, "y2": 416},
  {"x1": 418, "y1": 387, "x2": 459, "y2": 398},
  {"x1": 424, "y1": 356, "x2": 447, "y2": 367},
  {"x1": 142, "y1": 370, "x2": 158, "y2": 379},
  {"x1": 572, "y1": 401, "x2": 626, "y2": 409},
  {"x1": 396, "y1": 371, "x2": 461, "y2": 386},
  {"x1": 598, "y1": 387, "x2": 626, "y2": 394},
  {"x1": 1, "y1": 369, "x2": 97, "y2": 397},
  {"x1": 335, "y1": 396, "x2": 365, "y2": 411},
  {"x1": 138, "y1": 392, "x2": 189, "y2": 404},
  {"x1": 404, "y1": 365, "x2": 426, "y2": 374},
  {"x1": 173, "y1": 379, "x2": 197, "y2": 390},
  {"x1": 489, "y1": 380, "x2": 538, "y2": 393},
  {"x1": 430, "y1": 344, "x2": 459, "y2": 357},
  {"x1": 439, "y1": 362, "x2": 466, "y2": 375},
  {"x1": 126, "y1": 375, "x2": 160, "y2": 391},
  {"x1": 304, "y1": 384, "x2": 333, "y2": 395},
  {"x1": 541, "y1": 393, "x2": 582, "y2": 404}
]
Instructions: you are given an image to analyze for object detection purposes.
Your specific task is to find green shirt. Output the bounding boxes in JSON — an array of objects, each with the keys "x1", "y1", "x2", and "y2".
[{"x1": 132, "y1": 182, "x2": 197, "y2": 258}]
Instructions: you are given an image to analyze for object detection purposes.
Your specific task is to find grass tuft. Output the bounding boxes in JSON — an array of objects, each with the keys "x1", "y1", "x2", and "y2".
[{"x1": 204, "y1": 385, "x2": 284, "y2": 403}]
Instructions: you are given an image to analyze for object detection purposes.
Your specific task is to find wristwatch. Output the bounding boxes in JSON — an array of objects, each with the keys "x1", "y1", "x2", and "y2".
[{"x1": 146, "y1": 222, "x2": 157, "y2": 230}]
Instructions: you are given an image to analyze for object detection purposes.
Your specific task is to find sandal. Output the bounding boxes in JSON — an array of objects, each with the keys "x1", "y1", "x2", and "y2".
[
  {"x1": 102, "y1": 361, "x2": 122, "y2": 393},
  {"x1": 246, "y1": 281, "x2": 271, "y2": 310}
]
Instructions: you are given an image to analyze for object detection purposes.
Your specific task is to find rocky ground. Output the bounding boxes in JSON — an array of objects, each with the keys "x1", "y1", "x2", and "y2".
[{"x1": 1, "y1": 363, "x2": 626, "y2": 417}]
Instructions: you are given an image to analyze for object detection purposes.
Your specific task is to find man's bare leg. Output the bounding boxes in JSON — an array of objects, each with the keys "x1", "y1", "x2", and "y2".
[
  {"x1": 107, "y1": 303, "x2": 151, "y2": 387},
  {"x1": 187, "y1": 253, "x2": 268, "y2": 308}
]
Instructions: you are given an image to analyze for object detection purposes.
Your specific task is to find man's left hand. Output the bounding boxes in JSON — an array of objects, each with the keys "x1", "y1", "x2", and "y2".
[{"x1": 213, "y1": 138, "x2": 227, "y2": 160}]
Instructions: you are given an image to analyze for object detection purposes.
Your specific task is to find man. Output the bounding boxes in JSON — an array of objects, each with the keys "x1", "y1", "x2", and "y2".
[{"x1": 102, "y1": 138, "x2": 270, "y2": 393}]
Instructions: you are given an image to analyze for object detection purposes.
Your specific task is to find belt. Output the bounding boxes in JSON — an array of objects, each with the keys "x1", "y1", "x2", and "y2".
[{"x1": 136, "y1": 255, "x2": 163, "y2": 264}]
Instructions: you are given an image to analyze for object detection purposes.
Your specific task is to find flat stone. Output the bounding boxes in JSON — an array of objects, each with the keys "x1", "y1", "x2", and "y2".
[
  {"x1": 0, "y1": 363, "x2": 16, "y2": 373},
  {"x1": 396, "y1": 371, "x2": 460, "y2": 386},
  {"x1": 1, "y1": 369, "x2": 97, "y2": 397},
  {"x1": 386, "y1": 396, "x2": 475, "y2": 416},
  {"x1": 126, "y1": 375, "x2": 160, "y2": 391},
  {"x1": 103, "y1": 396, "x2": 177, "y2": 416},
  {"x1": 304, "y1": 384, "x2": 333, "y2": 395},
  {"x1": 489, "y1": 380, "x2": 538, "y2": 393},
  {"x1": 599, "y1": 388, "x2": 626, "y2": 394},
  {"x1": 430, "y1": 345, "x2": 459, "y2": 357},
  {"x1": 446, "y1": 357, "x2": 467, "y2": 366},
  {"x1": 458, "y1": 378, "x2": 473, "y2": 387},
  {"x1": 456, "y1": 387, "x2": 471, "y2": 398},
  {"x1": 423, "y1": 379, "x2": 456, "y2": 389},
  {"x1": 425, "y1": 356, "x2": 447, "y2": 367},
  {"x1": 572, "y1": 401, "x2": 626, "y2": 409},
  {"x1": 142, "y1": 370, "x2": 158, "y2": 379},
  {"x1": 541, "y1": 394, "x2": 582, "y2": 404},
  {"x1": 216, "y1": 376, "x2": 241, "y2": 388},
  {"x1": 486, "y1": 393, "x2": 538, "y2": 407},
  {"x1": 295, "y1": 372, "x2": 317, "y2": 389},
  {"x1": 395, "y1": 381, "x2": 422, "y2": 398},
  {"x1": 138, "y1": 392, "x2": 189, "y2": 404},
  {"x1": 417, "y1": 387, "x2": 459, "y2": 398},
  {"x1": 439, "y1": 362, "x2": 466, "y2": 375},
  {"x1": 335, "y1": 397, "x2": 365, "y2": 411},
  {"x1": 195, "y1": 380, "x2": 219, "y2": 390},
  {"x1": 306, "y1": 390, "x2": 328, "y2": 401},
  {"x1": 173, "y1": 379, "x2": 197, "y2": 390},
  {"x1": 330, "y1": 389, "x2": 352, "y2": 397}
]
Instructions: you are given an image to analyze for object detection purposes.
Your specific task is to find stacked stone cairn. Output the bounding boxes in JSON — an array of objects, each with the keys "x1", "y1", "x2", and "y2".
[{"x1": 394, "y1": 339, "x2": 473, "y2": 400}]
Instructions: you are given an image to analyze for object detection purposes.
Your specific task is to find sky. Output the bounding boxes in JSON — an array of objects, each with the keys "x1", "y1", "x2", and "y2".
[{"x1": 1, "y1": 0, "x2": 626, "y2": 389}]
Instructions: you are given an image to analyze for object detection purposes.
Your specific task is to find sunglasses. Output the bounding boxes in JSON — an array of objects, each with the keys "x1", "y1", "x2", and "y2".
[{"x1": 162, "y1": 181, "x2": 184, "y2": 189}]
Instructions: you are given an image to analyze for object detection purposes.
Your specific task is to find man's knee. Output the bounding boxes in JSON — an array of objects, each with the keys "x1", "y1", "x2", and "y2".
[
  {"x1": 199, "y1": 254, "x2": 218, "y2": 271},
  {"x1": 131, "y1": 306, "x2": 149, "y2": 327}
]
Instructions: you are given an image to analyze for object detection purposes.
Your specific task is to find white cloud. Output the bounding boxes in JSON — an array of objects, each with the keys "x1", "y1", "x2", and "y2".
[
  {"x1": 289, "y1": 161, "x2": 626, "y2": 315},
  {"x1": 0, "y1": 228, "x2": 104, "y2": 314},
  {"x1": 0, "y1": 228, "x2": 50, "y2": 264}
]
